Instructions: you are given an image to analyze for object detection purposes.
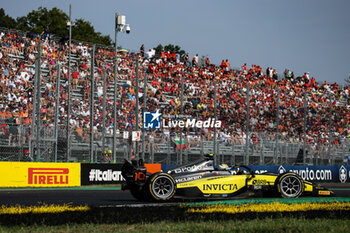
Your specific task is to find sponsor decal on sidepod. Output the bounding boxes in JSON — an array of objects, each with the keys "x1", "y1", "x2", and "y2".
[{"x1": 202, "y1": 184, "x2": 238, "y2": 191}]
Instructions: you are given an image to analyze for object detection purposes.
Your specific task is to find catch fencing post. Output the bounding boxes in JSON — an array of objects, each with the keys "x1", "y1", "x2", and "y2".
[
  {"x1": 260, "y1": 135, "x2": 264, "y2": 165},
  {"x1": 89, "y1": 44, "x2": 95, "y2": 162},
  {"x1": 200, "y1": 135, "x2": 204, "y2": 157},
  {"x1": 31, "y1": 41, "x2": 38, "y2": 160},
  {"x1": 303, "y1": 89, "x2": 307, "y2": 165},
  {"x1": 101, "y1": 67, "x2": 107, "y2": 159},
  {"x1": 54, "y1": 63, "x2": 61, "y2": 162},
  {"x1": 35, "y1": 39, "x2": 42, "y2": 162},
  {"x1": 142, "y1": 71, "x2": 148, "y2": 161},
  {"x1": 231, "y1": 143, "x2": 235, "y2": 165},
  {"x1": 245, "y1": 84, "x2": 250, "y2": 165},
  {"x1": 167, "y1": 135, "x2": 171, "y2": 164},
  {"x1": 213, "y1": 80, "x2": 217, "y2": 164},
  {"x1": 66, "y1": 4, "x2": 72, "y2": 162},
  {"x1": 135, "y1": 55, "x2": 140, "y2": 159},
  {"x1": 19, "y1": 124, "x2": 24, "y2": 161},
  {"x1": 328, "y1": 92, "x2": 333, "y2": 165},
  {"x1": 179, "y1": 74, "x2": 184, "y2": 165},
  {"x1": 150, "y1": 142, "x2": 154, "y2": 163},
  {"x1": 274, "y1": 86, "x2": 280, "y2": 164}
]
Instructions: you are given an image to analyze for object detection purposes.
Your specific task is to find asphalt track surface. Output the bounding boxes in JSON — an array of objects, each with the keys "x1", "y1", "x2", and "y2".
[{"x1": 0, "y1": 183, "x2": 350, "y2": 207}]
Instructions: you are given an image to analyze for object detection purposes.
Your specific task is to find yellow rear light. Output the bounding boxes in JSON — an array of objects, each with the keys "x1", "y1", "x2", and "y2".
[{"x1": 318, "y1": 190, "x2": 331, "y2": 195}]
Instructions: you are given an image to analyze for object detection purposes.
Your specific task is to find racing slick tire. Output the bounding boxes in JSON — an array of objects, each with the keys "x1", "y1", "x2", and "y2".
[
  {"x1": 148, "y1": 173, "x2": 176, "y2": 201},
  {"x1": 276, "y1": 173, "x2": 304, "y2": 198}
]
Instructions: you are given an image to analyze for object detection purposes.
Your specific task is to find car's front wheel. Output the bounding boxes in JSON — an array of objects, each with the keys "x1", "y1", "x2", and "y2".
[
  {"x1": 277, "y1": 173, "x2": 304, "y2": 198},
  {"x1": 148, "y1": 173, "x2": 176, "y2": 201}
]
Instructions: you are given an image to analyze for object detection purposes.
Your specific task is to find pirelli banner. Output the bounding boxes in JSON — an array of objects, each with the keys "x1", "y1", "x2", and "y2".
[
  {"x1": 81, "y1": 163, "x2": 161, "y2": 185},
  {"x1": 0, "y1": 162, "x2": 80, "y2": 187}
]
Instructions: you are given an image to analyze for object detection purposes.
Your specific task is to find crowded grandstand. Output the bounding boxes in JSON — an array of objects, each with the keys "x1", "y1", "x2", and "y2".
[{"x1": 0, "y1": 27, "x2": 349, "y2": 163}]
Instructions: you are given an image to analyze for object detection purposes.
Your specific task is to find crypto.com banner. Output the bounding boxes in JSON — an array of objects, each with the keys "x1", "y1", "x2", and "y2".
[
  {"x1": 248, "y1": 165, "x2": 350, "y2": 183},
  {"x1": 0, "y1": 162, "x2": 80, "y2": 187}
]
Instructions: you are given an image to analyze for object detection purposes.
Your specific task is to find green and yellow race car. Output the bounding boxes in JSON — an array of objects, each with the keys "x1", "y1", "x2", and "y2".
[{"x1": 121, "y1": 154, "x2": 333, "y2": 201}]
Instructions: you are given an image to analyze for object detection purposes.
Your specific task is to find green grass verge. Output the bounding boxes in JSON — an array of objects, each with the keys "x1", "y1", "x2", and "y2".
[
  {"x1": 183, "y1": 197, "x2": 350, "y2": 206},
  {"x1": 1, "y1": 200, "x2": 350, "y2": 232},
  {"x1": 0, "y1": 205, "x2": 350, "y2": 225},
  {"x1": 1, "y1": 218, "x2": 350, "y2": 233}
]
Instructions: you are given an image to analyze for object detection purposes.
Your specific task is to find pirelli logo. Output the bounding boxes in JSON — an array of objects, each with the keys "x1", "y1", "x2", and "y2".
[
  {"x1": 318, "y1": 190, "x2": 332, "y2": 196},
  {"x1": 28, "y1": 168, "x2": 69, "y2": 185}
]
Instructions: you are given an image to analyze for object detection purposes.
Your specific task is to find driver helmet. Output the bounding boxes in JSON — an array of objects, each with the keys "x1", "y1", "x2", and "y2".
[
  {"x1": 218, "y1": 163, "x2": 230, "y2": 170},
  {"x1": 235, "y1": 167, "x2": 244, "y2": 175}
]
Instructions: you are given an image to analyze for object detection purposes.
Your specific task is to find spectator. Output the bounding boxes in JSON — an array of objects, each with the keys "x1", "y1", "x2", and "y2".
[
  {"x1": 0, "y1": 27, "x2": 348, "y2": 157},
  {"x1": 140, "y1": 44, "x2": 144, "y2": 58}
]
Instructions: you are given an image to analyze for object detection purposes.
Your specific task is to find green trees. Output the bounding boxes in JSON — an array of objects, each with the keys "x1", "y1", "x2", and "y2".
[
  {"x1": 16, "y1": 7, "x2": 69, "y2": 38},
  {"x1": 0, "y1": 7, "x2": 112, "y2": 46},
  {"x1": 73, "y1": 19, "x2": 112, "y2": 45},
  {"x1": 345, "y1": 76, "x2": 350, "y2": 86},
  {"x1": 0, "y1": 8, "x2": 17, "y2": 29},
  {"x1": 155, "y1": 44, "x2": 186, "y2": 59}
]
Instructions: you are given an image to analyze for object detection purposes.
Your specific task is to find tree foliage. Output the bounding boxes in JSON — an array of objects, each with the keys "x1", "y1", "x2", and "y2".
[
  {"x1": 0, "y1": 8, "x2": 17, "y2": 29},
  {"x1": 0, "y1": 7, "x2": 112, "y2": 46},
  {"x1": 73, "y1": 19, "x2": 112, "y2": 45},
  {"x1": 345, "y1": 76, "x2": 350, "y2": 86},
  {"x1": 16, "y1": 7, "x2": 69, "y2": 38},
  {"x1": 155, "y1": 44, "x2": 186, "y2": 59}
]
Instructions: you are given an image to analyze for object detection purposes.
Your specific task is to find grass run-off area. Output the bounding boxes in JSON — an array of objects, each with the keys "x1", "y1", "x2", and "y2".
[
  {"x1": 0, "y1": 218, "x2": 350, "y2": 233},
  {"x1": 0, "y1": 198, "x2": 350, "y2": 232}
]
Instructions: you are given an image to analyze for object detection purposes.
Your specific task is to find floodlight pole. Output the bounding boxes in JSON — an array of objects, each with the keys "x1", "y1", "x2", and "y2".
[
  {"x1": 113, "y1": 12, "x2": 119, "y2": 163},
  {"x1": 113, "y1": 12, "x2": 129, "y2": 162}
]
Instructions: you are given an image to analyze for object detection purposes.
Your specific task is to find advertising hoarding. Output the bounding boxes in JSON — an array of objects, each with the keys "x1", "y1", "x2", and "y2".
[
  {"x1": 244, "y1": 165, "x2": 350, "y2": 183},
  {"x1": 0, "y1": 162, "x2": 80, "y2": 187},
  {"x1": 161, "y1": 164, "x2": 350, "y2": 183},
  {"x1": 81, "y1": 163, "x2": 161, "y2": 185}
]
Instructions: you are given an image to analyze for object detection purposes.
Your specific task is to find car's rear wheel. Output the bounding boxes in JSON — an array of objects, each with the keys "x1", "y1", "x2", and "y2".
[
  {"x1": 277, "y1": 173, "x2": 304, "y2": 198},
  {"x1": 148, "y1": 173, "x2": 176, "y2": 201}
]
